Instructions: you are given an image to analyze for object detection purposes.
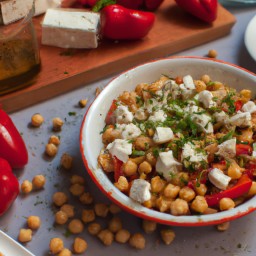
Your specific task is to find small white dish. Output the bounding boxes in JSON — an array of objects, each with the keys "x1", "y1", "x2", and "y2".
[
  {"x1": 0, "y1": 230, "x2": 35, "y2": 256},
  {"x1": 245, "y1": 14, "x2": 256, "y2": 61}
]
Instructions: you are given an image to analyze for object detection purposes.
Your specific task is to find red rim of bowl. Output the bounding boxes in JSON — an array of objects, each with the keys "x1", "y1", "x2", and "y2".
[{"x1": 79, "y1": 56, "x2": 256, "y2": 227}]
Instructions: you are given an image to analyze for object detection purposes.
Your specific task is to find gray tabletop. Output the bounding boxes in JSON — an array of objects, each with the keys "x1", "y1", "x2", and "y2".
[{"x1": 1, "y1": 5, "x2": 256, "y2": 256}]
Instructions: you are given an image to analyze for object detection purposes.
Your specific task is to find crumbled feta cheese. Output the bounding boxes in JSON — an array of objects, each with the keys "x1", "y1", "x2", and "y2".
[
  {"x1": 216, "y1": 138, "x2": 236, "y2": 159},
  {"x1": 198, "y1": 90, "x2": 217, "y2": 108},
  {"x1": 213, "y1": 111, "x2": 229, "y2": 124},
  {"x1": 148, "y1": 109, "x2": 167, "y2": 122},
  {"x1": 134, "y1": 108, "x2": 148, "y2": 121},
  {"x1": 145, "y1": 98, "x2": 161, "y2": 113},
  {"x1": 129, "y1": 179, "x2": 151, "y2": 203},
  {"x1": 192, "y1": 113, "x2": 213, "y2": 134},
  {"x1": 241, "y1": 101, "x2": 256, "y2": 114},
  {"x1": 106, "y1": 139, "x2": 132, "y2": 163},
  {"x1": 121, "y1": 123, "x2": 141, "y2": 140},
  {"x1": 153, "y1": 127, "x2": 174, "y2": 144},
  {"x1": 208, "y1": 168, "x2": 231, "y2": 190},
  {"x1": 228, "y1": 112, "x2": 251, "y2": 127},
  {"x1": 180, "y1": 84, "x2": 196, "y2": 100},
  {"x1": 183, "y1": 75, "x2": 196, "y2": 90},
  {"x1": 170, "y1": 83, "x2": 182, "y2": 100},
  {"x1": 155, "y1": 151, "x2": 182, "y2": 181},
  {"x1": 181, "y1": 142, "x2": 208, "y2": 163},
  {"x1": 115, "y1": 105, "x2": 134, "y2": 124}
]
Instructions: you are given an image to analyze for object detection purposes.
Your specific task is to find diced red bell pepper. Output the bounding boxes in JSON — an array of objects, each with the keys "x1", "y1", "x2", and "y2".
[
  {"x1": 113, "y1": 156, "x2": 124, "y2": 182},
  {"x1": 205, "y1": 174, "x2": 253, "y2": 207},
  {"x1": 234, "y1": 100, "x2": 243, "y2": 112},
  {"x1": 105, "y1": 100, "x2": 117, "y2": 125},
  {"x1": 236, "y1": 144, "x2": 252, "y2": 156}
]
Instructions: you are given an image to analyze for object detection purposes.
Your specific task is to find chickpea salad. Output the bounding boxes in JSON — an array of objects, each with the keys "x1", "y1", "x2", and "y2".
[{"x1": 98, "y1": 74, "x2": 256, "y2": 216}]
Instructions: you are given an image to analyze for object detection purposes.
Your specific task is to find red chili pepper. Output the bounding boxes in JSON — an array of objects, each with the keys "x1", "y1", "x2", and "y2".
[
  {"x1": 234, "y1": 100, "x2": 243, "y2": 112},
  {"x1": 105, "y1": 100, "x2": 117, "y2": 125},
  {"x1": 100, "y1": 4, "x2": 155, "y2": 40},
  {"x1": 113, "y1": 156, "x2": 124, "y2": 182},
  {"x1": 205, "y1": 174, "x2": 252, "y2": 207},
  {"x1": 0, "y1": 109, "x2": 28, "y2": 169},
  {"x1": 236, "y1": 144, "x2": 252, "y2": 156},
  {"x1": 175, "y1": 0, "x2": 218, "y2": 23},
  {"x1": 0, "y1": 158, "x2": 19, "y2": 216}
]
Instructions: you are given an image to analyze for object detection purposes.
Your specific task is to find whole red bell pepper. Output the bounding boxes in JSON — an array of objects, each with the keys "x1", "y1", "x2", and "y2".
[
  {"x1": 100, "y1": 4, "x2": 155, "y2": 40},
  {"x1": 236, "y1": 144, "x2": 252, "y2": 156},
  {"x1": 175, "y1": 0, "x2": 218, "y2": 23},
  {"x1": 205, "y1": 174, "x2": 252, "y2": 207},
  {"x1": 0, "y1": 109, "x2": 28, "y2": 169},
  {"x1": 0, "y1": 158, "x2": 19, "y2": 216}
]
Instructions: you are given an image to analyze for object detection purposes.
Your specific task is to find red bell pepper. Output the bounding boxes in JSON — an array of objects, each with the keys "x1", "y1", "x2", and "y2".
[
  {"x1": 0, "y1": 109, "x2": 28, "y2": 169},
  {"x1": 205, "y1": 174, "x2": 252, "y2": 207},
  {"x1": 236, "y1": 144, "x2": 252, "y2": 156},
  {"x1": 105, "y1": 100, "x2": 117, "y2": 125},
  {"x1": 100, "y1": 4, "x2": 155, "y2": 40},
  {"x1": 144, "y1": 0, "x2": 164, "y2": 11},
  {"x1": 0, "y1": 158, "x2": 19, "y2": 216},
  {"x1": 175, "y1": 0, "x2": 218, "y2": 23},
  {"x1": 113, "y1": 156, "x2": 124, "y2": 182},
  {"x1": 234, "y1": 100, "x2": 243, "y2": 112}
]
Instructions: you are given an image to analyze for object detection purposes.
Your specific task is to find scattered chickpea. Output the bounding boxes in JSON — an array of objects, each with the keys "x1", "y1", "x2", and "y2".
[
  {"x1": 45, "y1": 143, "x2": 58, "y2": 157},
  {"x1": 27, "y1": 216, "x2": 41, "y2": 230},
  {"x1": 18, "y1": 229, "x2": 32, "y2": 243},
  {"x1": 69, "y1": 183, "x2": 85, "y2": 197},
  {"x1": 95, "y1": 87, "x2": 101, "y2": 96},
  {"x1": 48, "y1": 135, "x2": 61, "y2": 146},
  {"x1": 94, "y1": 203, "x2": 109, "y2": 217},
  {"x1": 31, "y1": 113, "x2": 44, "y2": 127},
  {"x1": 142, "y1": 219, "x2": 157, "y2": 234},
  {"x1": 60, "y1": 153, "x2": 73, "y2": 170},
  {"x1": 109, "y1": 204, "x2": 121, "y2": 214},
  {"x1": 87, "y1": 222, "x2": 101, "y2": 236},
  {"x1": 82, "y1": 209, "x2": 95, "y2": 224},
  {"x1": 108, "y1": 216, "x2": 122, "y2": 233},
  {"x1": 68, "y1": 219, "x2": 84, "y2": 234},
  {"x1": 73, "y1": 237, "x2": 88, "y2": 254},
  {"x1": 129, "y1": 233, "x2": 146, "y2": 250},
  {"x1": 79, "y1": 99, "x2": 88, "y2": 108},
  {"x1": 49, "y1": 238, "x2": 64, "y2": 254},
  {"x1": 208, "y1": 49, "x2": 218, "y2": 58},
  {"x1": 79, "y1": 192, "x2": 94, "y2": 205},
  {"x1": 216, "y1": 221, "x2": 230, "y2": 232},
  {"x1": 52, "y1": 192, "x2": 68, "y2": 207},
  {"x1": 97, "y1": 229, "x2": 114, "y2": 246},
  {"x1": 115, "y1": 229, "x2": 131, "y2": 244},
  {"x1": 58, "y1": 248, "x2": 72, "y2": 256},
  {"x1": 70, "y1": 175, "x2": 85, "y2": 185},
  {"x1": 55, "y1": 211, "x2": 68, "y2": 225},
  {"x1": 52, "y1": 117, "x2": 64, "y2": 131},
  {"x1": 160, "y1": 229, "x2": 175, "y2": 245},
  {"x1": 219, "y1": 198, "x2": 235, "y2": 211},
  {"x1": 32, "y1": 174, "x2": 46, "y2": 189},
  {"x1": 60, "y1": 204, "x2": 75, "y2": 218},
  {"x1": 21, "y1": 180, "x2": 33, "y2": 194}
]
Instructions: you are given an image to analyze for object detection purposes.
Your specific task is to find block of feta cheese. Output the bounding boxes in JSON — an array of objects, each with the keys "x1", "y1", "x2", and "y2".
[
  {"x1": 129, "y1": 179, "x2": 151, "y2": 203},
  {"x1": 242, "y1": 101, "x2": 256, "y2": 114},
  {"x1": 115, "y1": 105, "x2": 134, "y2": 124},
  {"x1": 41, "y1": 8, "x2": 100, "y2": 49},
  {"x1": 121, "y1": 124, "x2": 141, "y2": 140},
  {"x1": 198, "y1": 90, "x2": 216, "y2": 109},
  {"x1": 228, "y1": 112, "x2": 251, "y2": 127},
  {"x1": 208, "y1": 168, "x2": 231, "y2": 190},
  {"x1": 0, "y1": 0, "x2": 60, "y2": 25},
  {"x1": 153, "y1": 127, "x2": 174, "y2": 144},
  {"x1": 216, "y1": 138, "x2": 236, "y2": 159}
]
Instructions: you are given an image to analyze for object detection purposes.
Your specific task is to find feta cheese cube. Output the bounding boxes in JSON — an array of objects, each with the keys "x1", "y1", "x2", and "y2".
[
  {"x1": 192, "y1": 113, "x2": 213, "y2": 134},
  {"x1": 106, "y1": 139, "x2": 132, "y2": 163},
  {"x1": 228, "y1": 112, "x2": 251, "y2": 127},
  {"x1": 153, "y1": 127, "x2": 174, "y2": 144},
  {"x1": 148, "y1": 109, "x2": 166, "y2": 122},
  {"x1": 115, "y1": 105, "x2": 134, "y2": 124},
  {"x1": 156, "y1": 151, "x2": 182, "y2": 181},
  {"x1": 121, "y1": 124, "x2": 141, "y2": 140},
  {"x1": 180, "y1": 84, "x2": 196, "y2": 100},
  {"x1": 213, "y1": 111, "x2": 229, "y2": 124},
  {"x1": 129, "y1": 179, "x2": 151, "y2": 203},
  {"x1": 216, "y1": 138, "x2": 236, "y2": 159},
  {"x1": 181, "y1": 142, "x2": 208, "y2": 163},
  {"x1": 42, "y1": 8, "x2": 100, "y2": 49},
  {"x1": 198, "y1": 90, "x2": 217, "y2": 108},
  {"x1": 183, "y1": 75, "x2": 195, "y2": 90},
  {"x1": 145, "y1": 98, "x2": 161, "y2": 113},
  {"x1": 241, "y1": 101, "x2": 256, "y2": 114},
  {"x1": 208, "y1": 168, "x2": 231, "y2": 190}
]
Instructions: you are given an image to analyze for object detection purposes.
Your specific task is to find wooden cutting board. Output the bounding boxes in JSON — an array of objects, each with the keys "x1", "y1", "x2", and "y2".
[{"x1": 1, "y1": 0, "x2": 236, "y2": 113}]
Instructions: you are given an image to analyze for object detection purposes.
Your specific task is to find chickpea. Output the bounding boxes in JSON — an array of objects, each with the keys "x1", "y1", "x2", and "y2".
[
  {"x1": 31, "y1": 113, "x2": 44, "y2": 127},
  {"x1": 171, "y1": 172, "x2": 189, "y2": 187},
  {"x1": 240, "y1": 89, "x2": 252, "y2": 102},
  {"x1": 248, "y1": 181, "x2": 256, "y2": 197},
  {"x1": 97, "y1": 229, "x2": 114, "y2": 246},
  {"x1": 70, "y1": 175, "x2": 85, "y2": 185},
  {"x1": 135, "y1": 83, "x2": 147, "y2": 96},
  {"x1": 68, "y1": 219, "x2": 84, "y2": 234},
  {"x1": 145, "y1": 151, "x2": 157, "y2": 166},
  {"x1": 216, "y1": 221, "x2": 230, "y2": 232},
  {"x1": 227, "y1": 161, "x2": 242, "y2": 179},
  {"x1": 170, "y1": 199, "x2": 189, "y2": 216},
  {"x1": 194, "y1": 183, "x2": 207, "y2": 196},
  {"x1": 194, "y1": 80, "x2": 207, "y2": 93},
  {"x1": 69, "y1": 184, "x2": 85, "y2": 197},
  {"x1": 142, "y1": 220, "x2": 157, "y2": 234},
  {"x1": 82, "y1": 209, "x2": 95, "y2": 224},
  {"x1": 109, "y1": 204, "x2": 121, "y2": 214},
  {"x1": 49, "y1": 238, "x2": 64, "y2": 254},
  {"x1": 79, "y1": 192, "x2": 94, "y2": 205},
  {"x1": 18, "y1": 229, "x2": 32, "y2": 243},
  {"x1": 134, "y1": 136, "x2": 153, "y2": 151},
  {"x1": 123, "y1": 160, "x2": 138, "y2": 177},
  {"x1": 32, "y1": 175, "x2": 46, "y2": 189},
  {"x1": 102, "y1": 127, "x2": 121, "y2": 144},
  {"x1": 21, "y1": 180, "x2": 33, "y2": 194},
  {"x1": 108, "y1": 216, "x2": 122, "y2": 233},
  {"x1": 201, "y1": 74, "x2": 211, "y2": 84},
  {"x1": 73, "y1": 237, "x2": 87, "y2": 254},
  {"x1": 151, "y1": 176, "x2": 166, "y2": 193},
  {"x1": 27, "y1": 216, "x2": 41, "y2": 230},
  {"x1": 52, "y1": 117, "x2": 64, "y2": 131},
  {"x1": 138, "y1": 161, "x2": 152, "y2": 174},
  {"x1": 61, "y1": 153, "x2": 73, "y2": 170},
  {"x1": 143, "y1": 193, "x2": 157, "y2": 209},
  {"x1": 79, "y1": 99, "x2": 88, "y2": 108},
  {"x1": 190, "y1": 196, "x2": 208, "y2": 213},
  {"x1": 55, "y1": 211, "x2": 68, "y2": 225},
  {"x1": 52, "y1": 192, "x2": 68, "y2": 207},
  {"x1": 58, "y1": 248, "x2": 72, "y2": 256},
  {"x1": 179, "y1": 187, "x2": 196, "y2": 202},
  {"x1": 219, "y1": 198, "x2": 235, "y2": 211},
  {"x1": 98, "y1": 153, "x2": 114, "y2": 173},
  {"x1": 95, "y1": 87, "x2": 101, "y2": 96},
  {"x1": 48, "y1": 135, "x2": 61, "y2": 146},
  {"x1": 45, "y1": 143, "x2": 58, "y2": 157},
  {"x1": 163, "y1": 184, "x2": 180, "y2": 199},
  {"x1": 115, "y1": 229, "x2": 131, "y2": 244},
  {"x1": 208, "y1": 49, "x2": 218, "y2": 58},
  {"x1": 129, "y1": 233, "x2": 146, "y2": 250},
  {"x1": 60, "y1": 204, "x2": 75, "y2": 218},
  {"x1": 114, "y1": 176, "x2": 129, "y2": 192},
  {"x1": 87, "y1": 222, "x2": 101, "y2": 235},
  {"x1": 94, "y1": 203, "x2": 109, "y2": 218},
  {"x1": 160, "y1": 229, "x2": 175, "y2": 245},
  {"x1": 156, "y1": 196, "x2": 173, "y2": 212}
]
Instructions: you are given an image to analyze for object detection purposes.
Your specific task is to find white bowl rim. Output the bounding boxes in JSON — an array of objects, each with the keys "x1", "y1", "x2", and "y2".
[{"x1": 80, "y1": 56, "x2": 256, "y2": 227}]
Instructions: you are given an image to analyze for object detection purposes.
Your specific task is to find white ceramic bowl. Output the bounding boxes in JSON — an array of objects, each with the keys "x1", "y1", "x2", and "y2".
[{"x1": 80, "y1": 56, "x2": 256, "y2": 226}]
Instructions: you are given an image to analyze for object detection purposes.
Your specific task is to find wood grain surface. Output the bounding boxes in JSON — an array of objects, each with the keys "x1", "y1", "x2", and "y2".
[{"x1": 0, "y1": 0, "x2": 236, "y2": 113}]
